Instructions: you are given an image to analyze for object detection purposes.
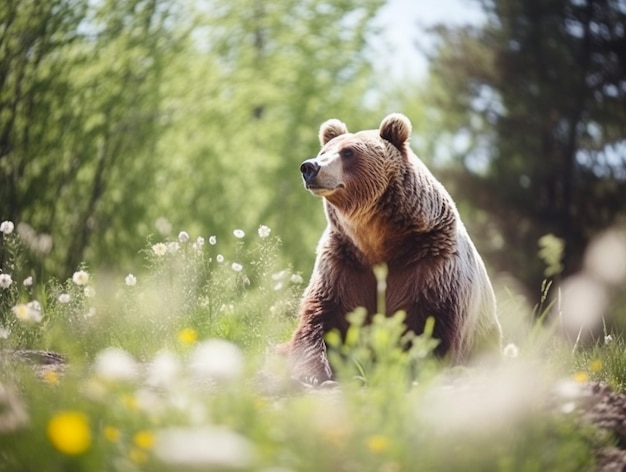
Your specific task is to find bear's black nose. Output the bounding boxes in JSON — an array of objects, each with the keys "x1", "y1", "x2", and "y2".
[{"x1": 300, "y1": 159, "x2": 320, "y2": 183}]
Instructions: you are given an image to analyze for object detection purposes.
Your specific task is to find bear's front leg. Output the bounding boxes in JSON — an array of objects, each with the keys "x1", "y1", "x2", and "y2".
[{"x1": 286, "y1": 321, "x2": 333, "y2": 384}]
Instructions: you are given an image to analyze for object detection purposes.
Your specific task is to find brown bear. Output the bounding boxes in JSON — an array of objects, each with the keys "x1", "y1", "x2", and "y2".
[{"x1": 283, "y1": 113, "x2": 502, "y2": 383}]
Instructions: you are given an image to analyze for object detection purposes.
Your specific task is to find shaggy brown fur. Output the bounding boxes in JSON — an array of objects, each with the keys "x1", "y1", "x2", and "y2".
[{"x1": 285, "y1": 113, "x2": 502, "y2": 382}]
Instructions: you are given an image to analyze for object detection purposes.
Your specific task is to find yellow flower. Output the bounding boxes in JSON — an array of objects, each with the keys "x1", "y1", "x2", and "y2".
[
  {"x1": 43, "y1": 371, "x2": 59, "y2": 385},
  {"x1": 590, "y1": 359, "x2": 603, "y2": 373},
  {"x1": 367, "y1": 434, "x2": 390, "y2": 454},
  {"x1": 47, "y1": 411, "x2": 91, "y2": 455},
  {"x1": 122, "y1": 394, "x2": 139, "y2": 410},
  {"x1": 178, "y1": 328, "x2": 198, "y2": 345},
  {"x1": 104, "y1": 426, "x2": 120, "y2": 442},
  {"x1": 12, "y1": 304, "x2": 30, "y2": 321},
  {"x1": 573, "y1": 371, "x2": 589, "y2": 383},
  {"x1": 129, "y1": 447, "x2": 149, "y2": 464},
  {"x1": 133, "y1": 430, "x2": 155, "y2": 449}
]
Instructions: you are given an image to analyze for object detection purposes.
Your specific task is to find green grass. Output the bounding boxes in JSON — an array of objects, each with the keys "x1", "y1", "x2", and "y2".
[{"x1": 0, "y1": 226, "x2": 623, "y2": 471}]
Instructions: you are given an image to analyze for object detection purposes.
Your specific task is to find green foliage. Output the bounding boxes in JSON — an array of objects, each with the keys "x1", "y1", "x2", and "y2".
[{"x1": 1, "y1": 0, "x2": 387, "y2": 283}]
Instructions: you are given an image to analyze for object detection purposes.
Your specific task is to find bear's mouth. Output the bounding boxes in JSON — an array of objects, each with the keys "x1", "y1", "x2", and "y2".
[{"x1": 306, "y1": 183, "x2": 345, "y2": 196}]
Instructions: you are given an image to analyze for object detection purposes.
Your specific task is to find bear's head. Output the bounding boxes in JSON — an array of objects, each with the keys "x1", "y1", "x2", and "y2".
[{"x1": 300, "y1": 113, "x2": 412, "y2": 212}]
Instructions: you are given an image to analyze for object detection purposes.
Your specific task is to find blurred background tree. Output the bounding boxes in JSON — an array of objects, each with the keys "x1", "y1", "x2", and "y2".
[
  {"x1": 423, "y1": 0, "x2": 626, "y2": 298},
  {"x1": 1, "y1": 0, "x2": 385, "y2": 279}
]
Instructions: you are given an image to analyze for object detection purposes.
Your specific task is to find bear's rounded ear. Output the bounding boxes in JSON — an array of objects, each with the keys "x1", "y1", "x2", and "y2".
[
  {"x1": 319, "y1": 119, "x2": 348, "y2": 146},
  {"x1": 379, "y1": 113, "x2": 412, "y2": 150}
]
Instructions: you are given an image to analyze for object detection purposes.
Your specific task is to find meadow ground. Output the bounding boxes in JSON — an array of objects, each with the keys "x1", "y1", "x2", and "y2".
[{"x1": 1, "y1": 223, "x2": 625, "y2": 471}]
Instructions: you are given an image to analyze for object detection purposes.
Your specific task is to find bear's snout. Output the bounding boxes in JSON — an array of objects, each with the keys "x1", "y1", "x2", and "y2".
[{"x1": 300, "y1": 159, "x2": 320, "y2": 184}]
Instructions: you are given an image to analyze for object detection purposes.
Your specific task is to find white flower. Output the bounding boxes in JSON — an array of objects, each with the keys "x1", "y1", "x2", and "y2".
[
  {"x1": 0, "y1": 326, "x2": 10, "y2": 339},
  {"x1": 154, "y1": 427, "x2": 254, "y2": 469},
  {"x1": 152, "y1": 243, "x2": 167, "y2": 256},
  {"x1": 147, "y1": 351, "x2": 181, "y2": 388},
  {"x1": 272, "y1": 270, "x2": 286, "y2": 280},
  {"x1": 290, "y1": 274, "x2": 304, "y2": 284},
  {"x1": 167, "y1": 242, "x2": 180, "y2": 253},
  {"x1": 273, "y1": 282, "x2": 283, "y2": 291},
  {"x1": 503, "y1": 343, "x2": 519, "y2": 359},
  {"x1": 189, "y1": 339, "x2": 244, "y2": 383},
  {"x1": 233, "y1": 229, "x2": 245, "y2": 239},
  {"x1": 192, "y1": 236, "x2": 205, "y2": 250},
  {"x1": 257, "y1": 225, "x2": 271, "y2": 238},
  {"x1": 13, "y1": 301, "x2": 42, "y2": 323},
  {"x1": 58, "y1": 293, "x2": 70, "y2": 304},
  {"x1": 0, "y1": 221, "x2": 14, "y2": 235},
  {"x1": 208, "y1": 235, "x2": 217, "y2": 245},
  {"x1": 155, "y1": 217, "x2": 172, "y2": 236},
  {"x1": 125, "y1": 274, "x2": 137, "y2": 286},
  {"x1": 216, "y1": 254, "x2": 224, "y2": 263},
  {"x1": 0, "y1": 274, "x2": 12, "y2": 289},
  {"x1": 84, "y1": 286, "x2": 96, "y2": 298},
  {"x1": 94, "y1": 347, "x2": 138, "y2": 382},
  {"x1": 85, "y1": 307, "x2": 96, "y2": 318},
  {"x1": 23, "y1": 276, "x2": 33, "y2": 287},
  {"x1": 72, "y1": 270, "x2": 89, "y2": 286},
  {"x1": 605, "y1": 334, "x2": 614, "y2": 345},
  {"x1": 231, "y1": 262, "x2": 243, "y2": 272},
  {"x1": 178, "y1": 231, "x2": 190, "y2": 243}
]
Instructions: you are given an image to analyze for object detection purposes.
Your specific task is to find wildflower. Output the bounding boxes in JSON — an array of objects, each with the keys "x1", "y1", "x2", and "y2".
[
  {"x1": 13, "y1": 304, "x2": 30, "y2": 321},
  {"x1": 590, "y1": 359, "x2": 603, "y2": 373},
  {"x1": 189, "y1": 339, "x2": 244, "y2": 383},
  {"x1": 0, "y1": 221, "x2": 14, "y2": 235},
  {"x1": 43, "y1": 371, "x2": 60, "y2": 385},
  {"x1": 13, "y1": 303, "x2": 42, "y2": 323},
  {"x1": 123, "y1": 394, "x2": 139, "y2": 410},
  {"x1": 367, "y1": 435, "x2": 390, "y2": 453},
  {"x1": 104, "y1": 426, "x2": 121, "y2": 442},
  {"x1": 273, "y1": 282, "x2": 283, "y2": 291},
  {"x1": 231, "y1": 262, "x2": 243, "y2": 272},
  {"x1": 152, "y1": 243, "x2": 167, "y2": 256},
  {"x1": 47, "y1": 411, "x2": 91, "y2": 455},
  {"x1": 125, "y1": 273, "x2": 137, "y2": 286},
  {"x1": 130, "y1": 448, "x2": 149, "y2": 464},
  {"x1": 134, "y1": 430, "x2": 155, "y2": 449},
  {"x1": 167, "y1": 241, "x2": 180, "y2": 253},
  {"x1": 27, "y1": 301, "x2": 43, "y2": 322},
  {"x1": 23, "y1": 276, "x2": 33, "y2": 287},
  {"x1": 503, "y1": 343, "x2": 519, "y2": 359},
  {"x1": 0, "y1": 274, "x2": 12, "y2": 289},
  {"x1": 605, "y1": 334, "x2": 614, "y2": 345},
  {"x1": 154, "y1": 426, "x2": 254, "y2": 468},
  {"x1": 94, "y1": 347, "x2": 138, "y2": 382},
  {"x1": 258, "y1": 225, "x2": 271, "y2": 238},
  {"x1": 290, "y1": 274, "x2": 304, "y2": 284},
  {"x1": 84, "y1": 307, "x2": 96, "y2": 318},
  {"x1": 209, "y1": 235, "x2": 217, "y2": 245},
  {"x1": 178, "y1": 328, "x2": 198, "y2": 345},
  {"x1": 72, "y1": 270, "x2": 89, "y2": 286},
  {"x1": 146, "y1": 351, "x2": 180, "y2": 388},
  {"x1": 573, "y1": 371, "x2": 589, "y2": 384},
  {"x1": 83, "y1": 286, "x2": 95, "y2": 298},
  {"x1": 0, "y1": 327, "x2": 10, "y2": 339},
  {"x1": 192, "y1": 236, "x2": 205, "y2": 250},
  {"x1": 58, "y1": 294, "x2": 71, "y2": 304},
  {"x1": 216, "y1": 254, "x2": 224, "y2": 263},
  {"x1": 178, "y1": 231, "x2": 190, "y2": 243},
  {"x1": 273, "y1": 270, "x2": 286, "y2": 280},
  {"x1": 155, "y1": 217, "x2": 171, "y2": 236},
  {"x1": 233, "y1": 229, "x2": 245, "y2": 239}
]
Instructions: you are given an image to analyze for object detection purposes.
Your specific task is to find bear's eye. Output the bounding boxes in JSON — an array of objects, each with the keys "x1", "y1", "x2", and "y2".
[{"x1": 340, "y1": 148, "x2": 354, "y2": 159}]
